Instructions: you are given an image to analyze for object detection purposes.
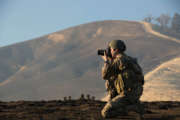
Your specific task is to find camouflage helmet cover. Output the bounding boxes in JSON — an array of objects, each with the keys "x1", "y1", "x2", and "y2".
[{"x1": 109, "y1": 40, "x2": 126, "y2": 52}]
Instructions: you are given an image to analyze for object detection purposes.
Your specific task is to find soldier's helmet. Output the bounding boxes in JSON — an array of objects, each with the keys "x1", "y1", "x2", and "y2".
[{"x1": 109, "y1": 40, "x2": 126, "y2": 52}]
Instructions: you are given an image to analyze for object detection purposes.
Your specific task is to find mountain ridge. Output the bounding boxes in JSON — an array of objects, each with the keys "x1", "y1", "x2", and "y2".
[{"x1": 0, "y1": 20, "x2": 180, "y2": 101}]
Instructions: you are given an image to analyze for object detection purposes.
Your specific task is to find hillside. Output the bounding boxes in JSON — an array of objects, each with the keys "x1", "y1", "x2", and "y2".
[
  {"x1": 141, "y1": 57, "x2": 180, "y2": 101},
  {"x1": 0, "y1": 20, "x2": 180, "y2": 101},
  {"x1": 140, "y1": 21, "x2": 180, "y2": 44},
  {"x1": 0, "y1": 99, "x2": 180, "y2": 120},
  {"x1": 152, "y1": 24, "x2": 180, "y2": 40}
]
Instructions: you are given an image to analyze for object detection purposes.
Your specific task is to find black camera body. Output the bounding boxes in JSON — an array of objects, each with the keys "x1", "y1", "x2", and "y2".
[{"x1": 97, "y1": 47, "x2": 112, "y2": 58}]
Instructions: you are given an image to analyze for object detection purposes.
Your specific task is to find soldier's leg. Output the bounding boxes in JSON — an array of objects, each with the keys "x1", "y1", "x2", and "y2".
[
  {"x1": 105, "y1": 80, "x2": 118, "y2": 100},
  {"x1": 101, "y1": 95, "x2": 128, "y2": 118}
]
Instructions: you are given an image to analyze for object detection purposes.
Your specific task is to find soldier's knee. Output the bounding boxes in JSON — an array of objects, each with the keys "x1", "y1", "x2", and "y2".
[
  {"x1": 101, "y1": 108, "x2": 111, "y2": 118},
  {"x1": 101, "y1": 109, "x2": 107, "y2": 118},
  {"x1": 101, "y1": 102, "x2": 112, "y2": 118}
]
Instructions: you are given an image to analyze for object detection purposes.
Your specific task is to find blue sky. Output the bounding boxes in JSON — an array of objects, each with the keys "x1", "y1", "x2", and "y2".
[{"x1": 0, "y1": 0, "x2": 180, "y2": 47}]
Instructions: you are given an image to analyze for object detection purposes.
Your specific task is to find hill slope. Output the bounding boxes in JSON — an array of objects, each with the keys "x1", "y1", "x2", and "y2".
[
  {"x1": 0, "y1": 20, "x2": 180, "y2": 101},
  {"x1": 141, "y1": 57, "x2": 180, "y2": 101},
  {"x1": 140, "y1": 21, "x2": 180, "y2": 44}
]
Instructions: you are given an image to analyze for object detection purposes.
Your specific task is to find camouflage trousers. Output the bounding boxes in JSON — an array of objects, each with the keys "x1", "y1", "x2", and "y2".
[
  {"x1": 101, "y1": 86, "x2": 143, "y2": 118},
  {"x1": 105, "y1": 80, "x2": 118, "y2": 100},
  {"x1": 101, "y1": 94, "x2": 129, "y2": 118}
]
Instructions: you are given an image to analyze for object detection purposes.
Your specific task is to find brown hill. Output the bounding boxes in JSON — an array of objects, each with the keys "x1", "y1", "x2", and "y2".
[
  {"x1": 0, "y1": 99, "x2": 180, "y2": 120},
  {"x1": 0, "y1": 20, "x2": 180, "y2": 101}
]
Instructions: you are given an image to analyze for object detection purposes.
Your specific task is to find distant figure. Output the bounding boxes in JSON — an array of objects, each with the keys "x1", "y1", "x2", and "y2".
[
  {"x1": 64, "y1": 97, "x2": 67, "y2": 101},
  {"x1": 86, "y1": 94, "x2": 90, "y2": 100},
  {"x1": 99, "y1": 40, "x2": 144, "y2": 118},
  {"x1": 80, "y1": 94, "x2": 85, "y2": 100},
  {"x1": 91, "y1": 96, "x2": 95, "y2": 101},
  {"x1": 68, "y1": 96, "x2": 72, "y2": 101}
]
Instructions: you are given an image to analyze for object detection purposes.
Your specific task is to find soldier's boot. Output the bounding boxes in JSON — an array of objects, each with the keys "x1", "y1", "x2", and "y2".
[
  {"x1": 126, "y1": 101, "x2": 145, "y2": 114},
  {"x1": 125, "y1": 101, "x2": 145, "y2": 120}
]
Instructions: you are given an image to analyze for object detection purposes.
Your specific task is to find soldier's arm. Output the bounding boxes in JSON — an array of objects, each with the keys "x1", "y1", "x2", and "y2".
[{"x1": 102, "y1": 58, "x2": 121, "y2": 80}]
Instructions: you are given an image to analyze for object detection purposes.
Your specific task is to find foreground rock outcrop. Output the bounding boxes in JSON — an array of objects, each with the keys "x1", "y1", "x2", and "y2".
[{"x1": 0, "y1": 99, "x2": 180, "y2": 120}]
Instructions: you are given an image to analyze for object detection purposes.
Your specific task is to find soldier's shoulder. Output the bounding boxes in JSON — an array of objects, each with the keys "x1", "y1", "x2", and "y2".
[
  {"x1": 115, "y1": 54, "x2": 129, "y2": 65},
  {"x1": 116, "y1": 53, "x2": 129, "y2": 61},
  {"x1": 116, "y1": 54, "x2": 139, "y2": 66}
]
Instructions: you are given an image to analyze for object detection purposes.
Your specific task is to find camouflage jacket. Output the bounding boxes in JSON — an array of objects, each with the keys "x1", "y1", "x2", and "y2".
[{"x1": 102, "y1": 53, "x2": 144, "y2": 99}]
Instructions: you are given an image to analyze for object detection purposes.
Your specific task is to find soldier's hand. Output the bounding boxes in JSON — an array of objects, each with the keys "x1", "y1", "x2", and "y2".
[{"x1": 101, "y1": 51, "x2": 108, "y2": 61}]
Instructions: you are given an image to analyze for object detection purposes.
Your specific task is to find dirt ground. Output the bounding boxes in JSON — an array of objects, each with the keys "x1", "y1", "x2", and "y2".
[{"x1": 0, "y1": 99, "x2": 180, "y2": 120}]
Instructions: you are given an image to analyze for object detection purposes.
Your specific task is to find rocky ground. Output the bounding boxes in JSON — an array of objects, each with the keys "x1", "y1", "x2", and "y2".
[{"x1": 0, "y1": 98, "x2": 180, "y2": 120}]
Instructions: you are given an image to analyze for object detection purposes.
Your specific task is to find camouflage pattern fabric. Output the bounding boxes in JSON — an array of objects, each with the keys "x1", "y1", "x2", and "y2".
[
  {"x1": 101, "y1": 53, "x2": 144, "y2": 118},
  {"x1": 105, "y1": 80, "x2": 118, "y2": 99}
]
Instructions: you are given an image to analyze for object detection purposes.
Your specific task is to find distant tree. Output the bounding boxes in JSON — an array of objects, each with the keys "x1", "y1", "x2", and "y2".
[
  {"x1": 143, "y1": 14, "x2": 153, "y2": 23},
  {"x1": 171, "y1": 13, "x2": 180, "y2": 32},
  {"x1": 155, "y1": 14, "x2": 171, "y2": 28}
]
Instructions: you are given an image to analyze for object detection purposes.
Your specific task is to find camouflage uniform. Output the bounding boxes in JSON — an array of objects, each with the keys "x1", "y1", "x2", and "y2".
[{"x1": 101, "y1": 53, "x2": 144, "y2": 118}]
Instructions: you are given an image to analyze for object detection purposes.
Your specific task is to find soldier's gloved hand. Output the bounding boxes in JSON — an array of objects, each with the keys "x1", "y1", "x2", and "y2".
[{"x1": 101, "y1": 51, "x2": 108, "y2": 62}]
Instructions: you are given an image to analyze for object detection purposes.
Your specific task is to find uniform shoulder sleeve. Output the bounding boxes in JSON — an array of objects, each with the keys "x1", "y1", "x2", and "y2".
[
  {"x1": 117, "y1": 54, "x2": 129, "y2": 71},
  {"x1": 102, "y1": 56, "x2": 122, "y2": 80}
]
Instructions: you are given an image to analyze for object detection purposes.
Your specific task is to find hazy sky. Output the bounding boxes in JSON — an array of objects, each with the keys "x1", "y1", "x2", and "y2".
[{"x1": 0, "y1": 0, "x2": 180, "y2": 46}]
